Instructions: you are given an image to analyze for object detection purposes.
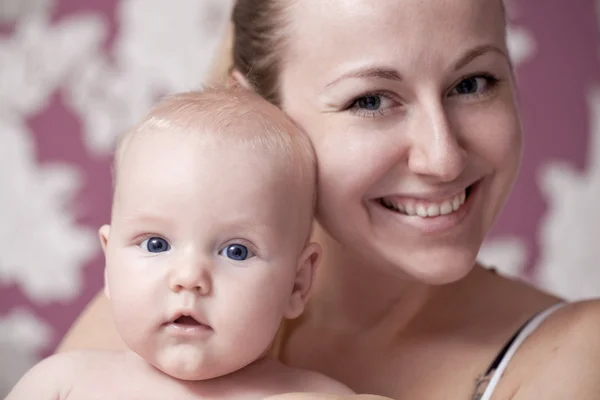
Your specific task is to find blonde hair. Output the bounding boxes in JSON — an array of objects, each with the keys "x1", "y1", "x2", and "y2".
[
  {"x1": 117, "y1": 87, "x2": 314, "y2": 174},
  {"x1": 113, "y1": 87, "x2": 317, "y2": 236},
  {"x1": 229, "y1": 0, "x2": 508, "y2": 106}
]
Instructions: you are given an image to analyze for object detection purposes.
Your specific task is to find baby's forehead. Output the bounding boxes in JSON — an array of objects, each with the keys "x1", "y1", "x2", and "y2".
[
  {"x1": 113, "y1": 130, "x2": 312, "y2": 222},
  {"x1": 113, "y1": 88, "x2": 315, "y2": 196},
  {"x1": 117, "y1": 124, "x2": 302, "y2": 187}
]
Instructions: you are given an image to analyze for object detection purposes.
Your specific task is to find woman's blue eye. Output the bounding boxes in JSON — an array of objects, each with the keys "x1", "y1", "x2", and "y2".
[
  {"x1": 356, "y1": 95, "x2": 382, "y2": 110},
  {"x1": 455, "y1": 77, "x2": 481, "y2": 94},
  {"x1": 450, "y1": 75, "x2": 498, "y2": 97},
  {"x1": 140, "y1": 237, "x2": 170, "y2": 253},
  {"x1": 220, "y1": 244, "x2": 254, "y2": 261}
]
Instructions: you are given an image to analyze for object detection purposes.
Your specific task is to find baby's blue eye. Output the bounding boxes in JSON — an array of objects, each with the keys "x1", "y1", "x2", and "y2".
[
  {"x1": 220, "y1": 244, "x2": 253, "y2": 261},
  {"x1": 140, "y1": 237, "x2": 170, "y2": 253}
]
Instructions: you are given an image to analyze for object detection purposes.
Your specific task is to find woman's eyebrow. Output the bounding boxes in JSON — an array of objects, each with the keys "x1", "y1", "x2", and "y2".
[
  {"x1": 324, "y1": 66, "x2": 403, "y2": 89},
  {"x1": 323, "y1": 44, "x2": 508, "y2": 91},
  {"x1": 453, "y1": 44, "x2": 509, "y2": 70}
]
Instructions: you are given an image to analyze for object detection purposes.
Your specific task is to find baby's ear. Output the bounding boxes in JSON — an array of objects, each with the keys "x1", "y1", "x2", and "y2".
[
  {"x1": 284, "y1": 242, "x2": 322, "y2": 319},
  {"x1": 98, "y1": 225, "x2": 111, "y2": 299},
  {"x1": 99, "y1": 225, "x2": 110, "y2": 251}
]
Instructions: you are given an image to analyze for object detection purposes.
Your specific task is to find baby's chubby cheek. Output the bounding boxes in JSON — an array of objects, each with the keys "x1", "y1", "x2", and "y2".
[{"x1": 262, "y1": 394, "x2": 393, "y2": 400}]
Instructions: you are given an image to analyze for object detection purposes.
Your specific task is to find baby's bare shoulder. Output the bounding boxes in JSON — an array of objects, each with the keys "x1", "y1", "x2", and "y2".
[
  {"x1": 267, "y1": 361, "x2": 353, "y2": 395},
  {"x1": 6, "y1": 351, "x2": 108, "y2": 399},
  {"x1": 7, "y1": 350, "x2": 133, "y2": 400},
  {"x1": 295, "y1": 369, "x2": 354, "y2": 395},
  {"x1": 49, "y1": 349, "x2": 127, "y2": 375},
  {"x1": 263, "y1": 394, "x2": 392, "y2": 400}
]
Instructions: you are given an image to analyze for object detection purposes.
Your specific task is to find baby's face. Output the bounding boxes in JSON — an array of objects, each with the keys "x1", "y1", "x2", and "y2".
[{"x1": 102, "y1": 130, "x2": 313, "y2": 380}]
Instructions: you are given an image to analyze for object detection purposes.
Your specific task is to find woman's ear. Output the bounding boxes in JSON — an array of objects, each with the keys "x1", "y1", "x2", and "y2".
[
  {"x1": 284, "y1": 242, "x2": 322, "y2": 319},
  {"x1": 228, "y1": 69, "x2": 253, "y2": 90},
  {"x1": 98, "y1": 225, "x2": 111, "y2": 299}
]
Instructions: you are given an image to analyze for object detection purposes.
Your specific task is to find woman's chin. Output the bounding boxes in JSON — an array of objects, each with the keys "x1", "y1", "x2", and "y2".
[{"x1": 378, "y1": 246, "x2": 480, "y2": 285}]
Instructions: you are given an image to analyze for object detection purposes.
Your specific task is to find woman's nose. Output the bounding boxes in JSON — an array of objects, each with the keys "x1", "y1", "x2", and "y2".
[{"x1": 407, "y1": 102, "x2": 468, "y2": 182}]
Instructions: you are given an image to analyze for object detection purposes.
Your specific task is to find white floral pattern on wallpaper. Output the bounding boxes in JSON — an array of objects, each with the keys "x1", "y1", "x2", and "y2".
[
  {"x1": 506, "y1": 25, "x2": 536, "y2": 67},
  {"x1": 0, "y1": 118, "x2": 95, "y2": 302},
  {"x1": 477, "y1": 22, "x2": 536, "y2": 279},
  {"x1": 66, "y1": 0, "x2": 232, "y2": 155},
  {"x1": 0, "y1": 0, "x2": 99, "y2": 301},
  {"x1": 0, "y1": 309, "x2": 53, "y2": 395},
  {"x1": 0, "y1": 0, "x2": 599, "y2": 397},
  {"x1": 0, "y1": 0, "x2": 51, "y2": 23},
  {"x1": 479, "y1": 236, "x2": 529, "y2": 279},
  {"x1": 0, "y1": 0, "x2": 231, "y2": 396},
  {"x1": 533, "y1": 1, "x2": 600, "y2": 299},
  {"x1": 536, "y1": 87, "x2": 600, "y2": 300}
]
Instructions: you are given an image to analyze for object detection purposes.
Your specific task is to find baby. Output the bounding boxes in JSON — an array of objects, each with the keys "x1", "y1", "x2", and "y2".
[{"x1": 6, "y1": 88, "x2": 353, "y2": 399}]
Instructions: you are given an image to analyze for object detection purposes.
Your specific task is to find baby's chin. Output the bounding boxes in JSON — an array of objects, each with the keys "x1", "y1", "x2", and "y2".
[
  {"x1": 148, "y1": 354, "x2": 216, "y2": 381},
  {"x1": 152, "y1": 353, "x2": 258, "y2": 381},
  {"x1": 262, "y1": 394, "x2": 394, "y2": 400},
  {"x1": 155, "y1": 361, "x2": 224, "y2": 381}
]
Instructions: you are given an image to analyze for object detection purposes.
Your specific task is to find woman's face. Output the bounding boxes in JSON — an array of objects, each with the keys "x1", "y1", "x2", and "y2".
[{"x1": 278, "y1": 0, "x2": 522, "y2": 283}]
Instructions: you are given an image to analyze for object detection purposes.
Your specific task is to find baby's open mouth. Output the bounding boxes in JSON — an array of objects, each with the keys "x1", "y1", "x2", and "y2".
[{"x1": 173, "y1": 315, "x2": 202, "y2": 326}]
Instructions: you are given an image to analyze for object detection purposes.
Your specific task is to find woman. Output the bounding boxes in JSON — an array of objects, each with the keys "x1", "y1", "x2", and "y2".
[{"x1": 60, "y1": 0, "x2": 600, "y2": 398}]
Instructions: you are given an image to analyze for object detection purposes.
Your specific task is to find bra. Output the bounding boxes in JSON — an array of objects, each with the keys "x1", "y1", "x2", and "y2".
[
  {"x1": 271, "y1": 302, "x2": 566, "y2": 400},
  {"x1": 474, "y1": 302, "x2": 565, "y2": 400}
]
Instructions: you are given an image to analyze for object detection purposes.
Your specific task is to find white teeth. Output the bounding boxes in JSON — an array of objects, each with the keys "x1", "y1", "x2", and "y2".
[
  {"x1": 452, "y1": 196, "x2": 461, "y2": 211},
  {"x1": 426, "y1": 205, "x2": 440, "y2": 217},
  {"x1": 381, "y1": 189, "x2": 468, "y2": 218},
  {"x1": 440, "y1": 201, "x2": 453, "y2": 215}
]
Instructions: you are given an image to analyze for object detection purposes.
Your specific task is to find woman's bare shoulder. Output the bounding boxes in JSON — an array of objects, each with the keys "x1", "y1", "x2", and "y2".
[
  {"x1": 57, "y1": 290, "x2": 127, "y2": 352},
  {"x1": 499, "y1": 299, "x2": 600, "y2": 399}
]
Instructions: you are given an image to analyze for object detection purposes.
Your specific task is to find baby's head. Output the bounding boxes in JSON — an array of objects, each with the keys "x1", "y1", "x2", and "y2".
[{"x1": 99, "y1": 88, "x2": 319, "y2": 380}]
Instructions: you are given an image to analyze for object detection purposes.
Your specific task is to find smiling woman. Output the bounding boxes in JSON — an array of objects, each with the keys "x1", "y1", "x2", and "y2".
[
  {"x1": 54, "y1": 0, "x2": 600, "y2": 399},
  {"x1": 265, "y1": 0, "x2": 522, "y2": 287},
  {"x1": 232, "y1": 0, "x2": 600, "y2": 398}
]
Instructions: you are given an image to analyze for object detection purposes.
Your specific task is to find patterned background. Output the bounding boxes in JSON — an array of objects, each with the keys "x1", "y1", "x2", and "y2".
[{"x1": 0, "y1": 0, "x2": 598, "y2": 395}]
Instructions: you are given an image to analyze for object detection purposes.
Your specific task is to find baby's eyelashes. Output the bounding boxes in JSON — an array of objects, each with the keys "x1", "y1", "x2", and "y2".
[
  {"x1": 218, "y1": 243, "x2": 256, "y2": 261},
  {"x1": 139, "y1": 236, "x2": 171, "y2": 253}
]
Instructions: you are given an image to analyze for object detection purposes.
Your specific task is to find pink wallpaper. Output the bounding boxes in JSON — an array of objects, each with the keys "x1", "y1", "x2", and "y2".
[{"x1": 0, "y1": 0, "x2": 599, "y2": 395}]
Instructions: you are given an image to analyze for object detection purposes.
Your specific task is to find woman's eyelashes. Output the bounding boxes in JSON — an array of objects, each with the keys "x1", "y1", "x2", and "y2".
[
  {"x1": 139, "y1": 236, "x2": 171, "y2": 253},
  {"x1": 346, "y1": 92, "x2": 397, "y2": 118},
  {"x1": 218, "y1": 243, "x2": 256, "y2": 261},
  {"x1": 343, "y1": 73, "x2": 501, "y2": 118},
  {"x1": 447, "y1": 73, "x2": 500, "y2": 99}
]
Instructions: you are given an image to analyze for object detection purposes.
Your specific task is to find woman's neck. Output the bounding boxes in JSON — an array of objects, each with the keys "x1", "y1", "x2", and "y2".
[{"x1": 308, "y1": 224, "x2": 441, "y2": 336}]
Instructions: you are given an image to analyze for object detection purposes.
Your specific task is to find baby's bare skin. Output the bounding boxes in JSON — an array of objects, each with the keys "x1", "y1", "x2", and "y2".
[
  {"x1": 264, "y1": 394, "x2": 393, "y2": 400},
  {"x1": 6, "y1": 351, "x2": 352, "y2": 400},
  {"x1": 6, "y1": 90, "x2": 353, "y2": 400}
]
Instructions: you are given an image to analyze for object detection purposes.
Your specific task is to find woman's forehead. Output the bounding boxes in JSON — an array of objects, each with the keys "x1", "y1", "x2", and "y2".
[{"x1": 284, "y1": 0, "x2": 506, "y2": 67}]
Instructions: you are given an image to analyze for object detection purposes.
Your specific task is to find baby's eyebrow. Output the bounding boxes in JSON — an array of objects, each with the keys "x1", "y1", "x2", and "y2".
[{"x1": 119, "y1": 212, "x2": 173, "y2": 228}]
